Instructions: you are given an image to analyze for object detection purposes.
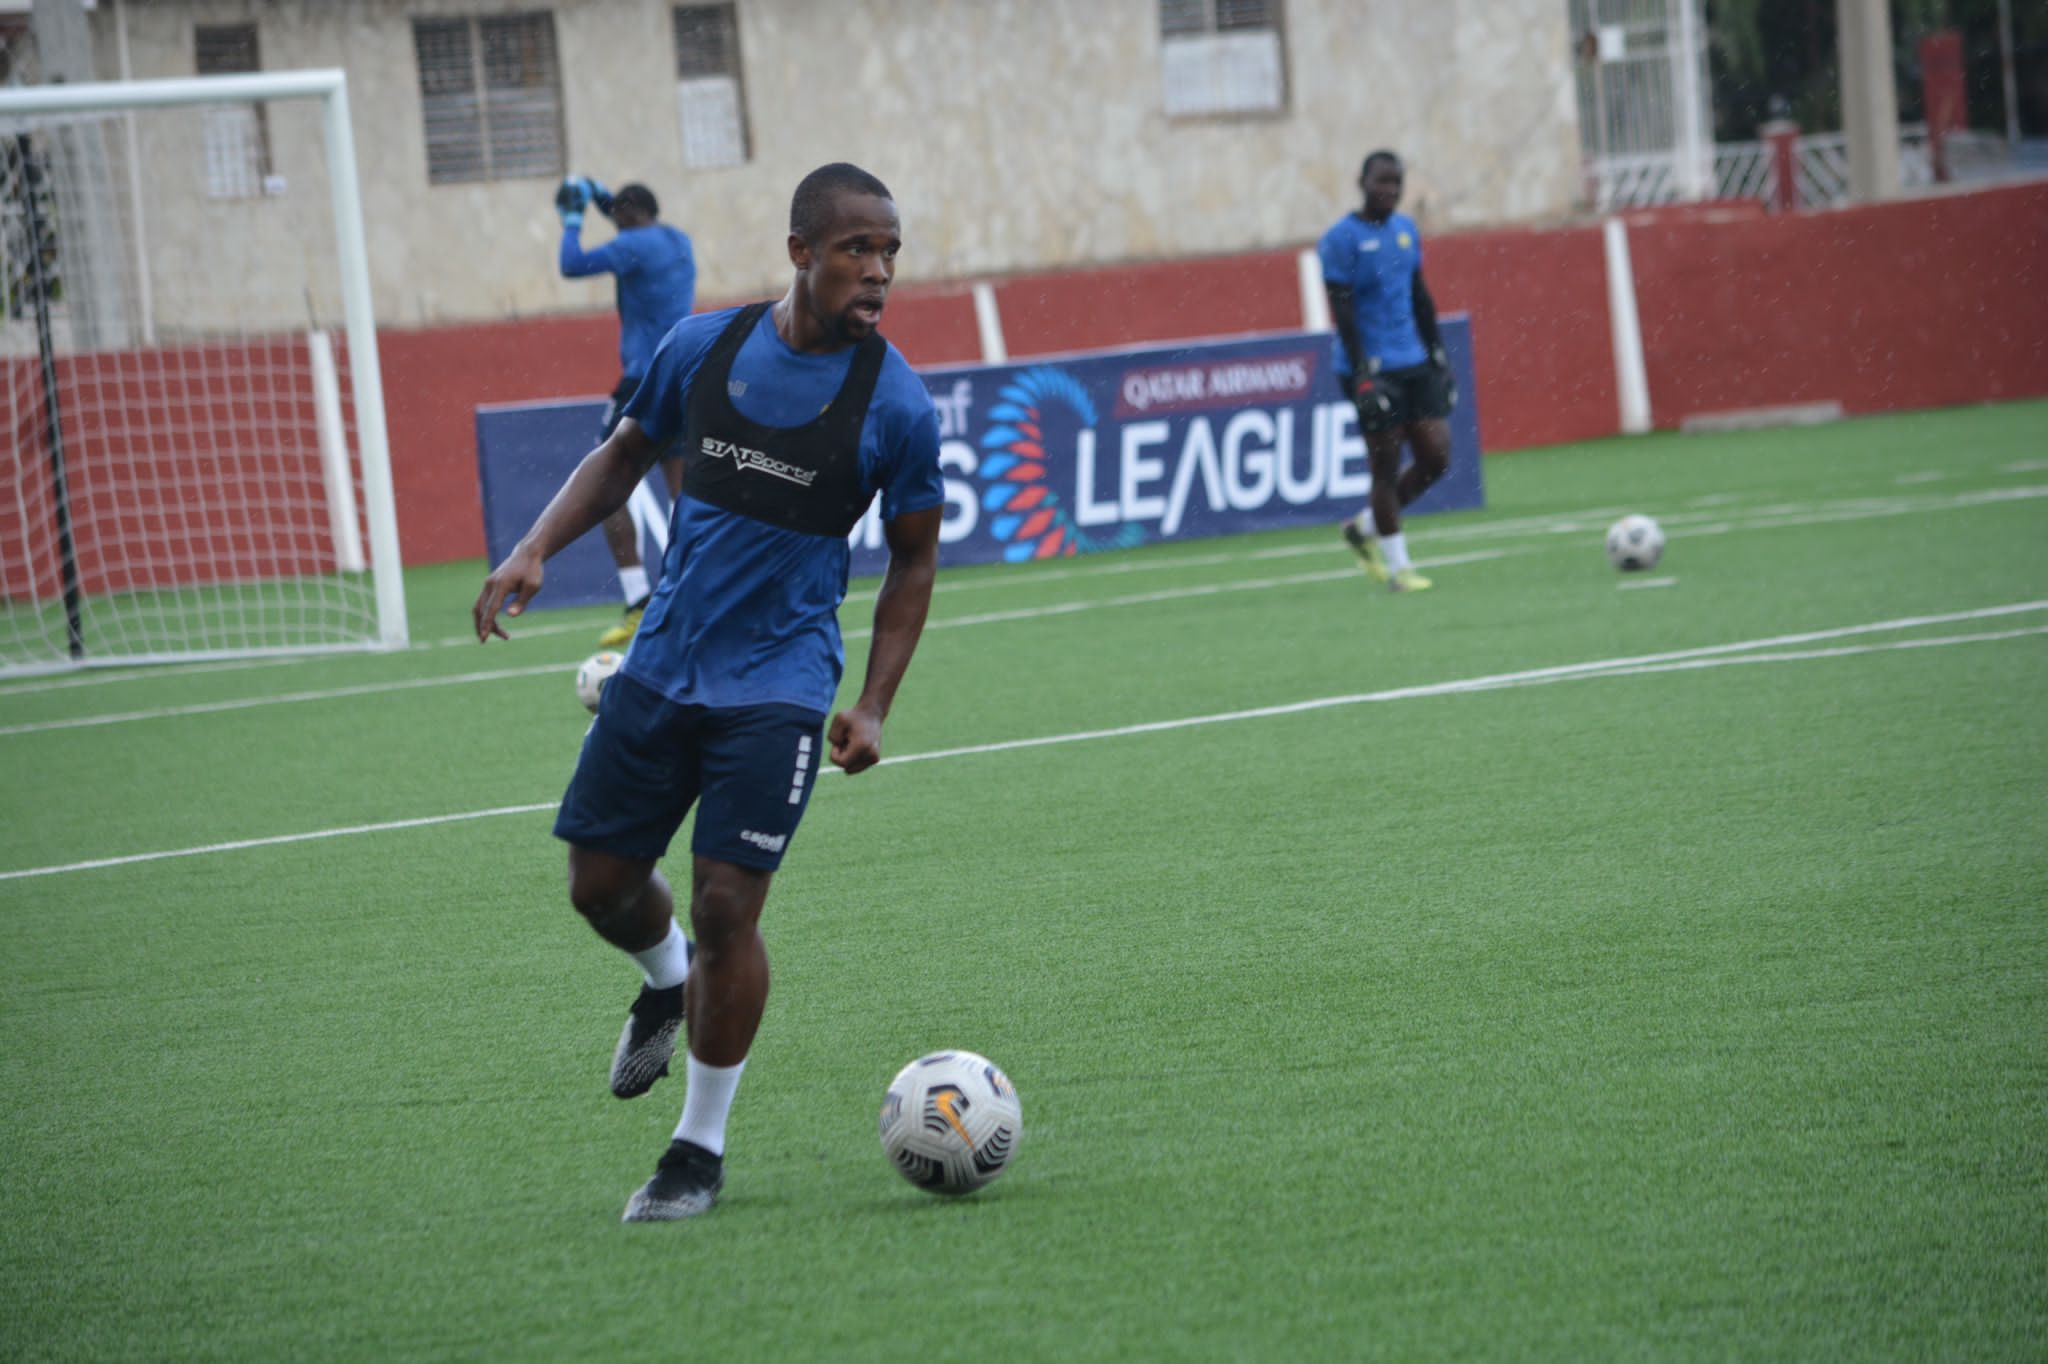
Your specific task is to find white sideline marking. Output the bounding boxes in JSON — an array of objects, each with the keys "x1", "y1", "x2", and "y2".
[
  {"x1": 6, "y1": 480, "x2": 2040, "y2": 699},
  {"x1": 0, "y1": 558, "x2": 1506, "y2": 738},
  {"x1": 0, "y1": 804, "x2": 557, "y2": 882},
  {"x1": 3, "y1": 602, "x2": 2041, "y2": 883},
  {"x1": 1617, "y1": 576, "x2": 1678, "y2": 590},
  {"x1": 879, "y1": 608, "x2": 2048, "y2": 767},
  {"x1": 0, "y1": 663, "x2": 574, "y2": 737}
]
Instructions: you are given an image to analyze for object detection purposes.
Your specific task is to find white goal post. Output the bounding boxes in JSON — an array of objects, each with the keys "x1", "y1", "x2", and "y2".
[{"x1": 0, "y1": 69, "x2": 405, "y2": 674}]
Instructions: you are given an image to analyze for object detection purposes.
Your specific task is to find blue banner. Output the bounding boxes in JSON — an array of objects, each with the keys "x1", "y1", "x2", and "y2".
[{"x1": 477, "y1": 321, "x2": 1483, "y2": 609}]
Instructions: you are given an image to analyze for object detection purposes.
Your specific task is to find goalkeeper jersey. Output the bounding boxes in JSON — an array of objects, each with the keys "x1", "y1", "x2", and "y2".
[
  {"x1": 1317, "y1": 211, "x2": 1427, "y2": 374},
  {"x1": 559, "y1": 223, "x2": 697, "y2": 380},
  {"x1": 618, "y1": 305, "x2": 943, "y2": 715}
]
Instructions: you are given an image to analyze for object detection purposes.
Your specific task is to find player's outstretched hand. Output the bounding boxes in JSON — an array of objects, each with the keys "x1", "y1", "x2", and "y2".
[
  {"x1": 828, "y1": 705, "x2": 884, "y2": 775},
  {"x1": 474, "y1": 549, "x2": 545, "y2": 642}
]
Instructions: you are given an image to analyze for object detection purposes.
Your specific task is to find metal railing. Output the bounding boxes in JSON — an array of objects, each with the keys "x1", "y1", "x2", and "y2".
[{"x1": 1587, "y1": 123, "x2": 2017, "y2": 211}]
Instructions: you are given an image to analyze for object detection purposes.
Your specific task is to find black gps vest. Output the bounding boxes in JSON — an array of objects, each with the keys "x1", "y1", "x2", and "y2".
[{"x1": 677, "y1": 302, "x2": 886, "y2": 538}]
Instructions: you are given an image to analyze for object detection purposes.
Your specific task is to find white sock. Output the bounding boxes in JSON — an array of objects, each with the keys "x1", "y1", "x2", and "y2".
[
  {"x1": 629, "y1": 921, "x2": 691, "y2": 990},
  {"x1": 1351, "y1": 509, "x2": 1376, "y2": 538},
  {"x1": 618, "y1": 565, "x2": 650, "y2": 605},
  {"x1": 1382, "y1": 533, "x2": 1412, "y2": 573},
  {"x1": 673, "y1": 1055, "x2": 746, "y2": 1156}
]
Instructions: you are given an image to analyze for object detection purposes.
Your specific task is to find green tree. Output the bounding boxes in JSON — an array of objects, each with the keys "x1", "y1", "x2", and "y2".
[{"x1": 1708, "y1": 0, "x2": 2048, "y2": 138}]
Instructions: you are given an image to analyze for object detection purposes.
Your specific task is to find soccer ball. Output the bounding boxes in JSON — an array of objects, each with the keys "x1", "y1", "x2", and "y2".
[
  {"x1": 878, "y1": 1050, "x2": 1022, "y2": 1195},
  {"x1": 1605, "y1": 514, "x2": 1666, "y2": 572},
  {"x1": 575, "y1": 650, "x2": 623, "y2": 713}
]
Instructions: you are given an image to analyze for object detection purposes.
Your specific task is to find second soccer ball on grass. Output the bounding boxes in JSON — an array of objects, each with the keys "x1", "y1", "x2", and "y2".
[
  {"x1": 1606, "y1": 514, "x2": 1666, "y2": 572},
  {"x1": 575, "y1": 650, "x2": 623, "y2": 713},
  {"x1": 879, "y1": 1050, "x2": 1022, "y2": 1195}
]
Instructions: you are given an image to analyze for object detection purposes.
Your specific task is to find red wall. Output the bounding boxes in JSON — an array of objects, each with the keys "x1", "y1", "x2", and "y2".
[
  {"x1": 993, "y1": 250, "x2": 1306, "y2": 358},
  {"x1": 1424, "y1": 222, "x2": 1618, "y2": 451},
  {"x1": 1627, "y1": 184, "x2": 2048, "y2": 421}
]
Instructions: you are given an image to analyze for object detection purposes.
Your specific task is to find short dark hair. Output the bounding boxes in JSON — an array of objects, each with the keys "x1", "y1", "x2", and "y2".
[
  {"x1": 789, "y1": 163, "x2": 892, "y2": 243},
  {"x1": 1360, "y1": 150, "x2": 1402, "y2": 179},
  {"x1": 614, "y1": 183, "x2": 658, "y2": 219}
]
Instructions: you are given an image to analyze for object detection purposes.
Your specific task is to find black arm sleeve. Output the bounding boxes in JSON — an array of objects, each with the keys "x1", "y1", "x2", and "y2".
[
  {"x1": 1412, "y1": 271, "x2": 1444, "y2": 355},
  {"x1": 1326, "y1": 283, "x2": 1364, "y2": 379}
]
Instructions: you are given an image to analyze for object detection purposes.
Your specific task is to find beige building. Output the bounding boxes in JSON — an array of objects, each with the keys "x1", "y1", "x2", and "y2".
[{"x1": 62, "y1": 0, "x2": 1580, "y2": 330}]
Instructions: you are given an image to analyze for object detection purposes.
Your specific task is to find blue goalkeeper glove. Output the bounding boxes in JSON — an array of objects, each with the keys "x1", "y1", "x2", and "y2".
[{"x1": 554, "y1": 177, "x2": 588, "y2": 230}]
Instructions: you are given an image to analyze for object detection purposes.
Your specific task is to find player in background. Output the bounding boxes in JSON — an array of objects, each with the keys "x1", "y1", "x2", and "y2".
[
  {"x1": 1319, "y1": 150, "x2": 1457, "y2": 593},
  {"x1": 555, "y1": 176, "x2": 697, "y2": 645},
  {"x1": 477, "y1": 163, "x2": 943, "y2": 1223}
]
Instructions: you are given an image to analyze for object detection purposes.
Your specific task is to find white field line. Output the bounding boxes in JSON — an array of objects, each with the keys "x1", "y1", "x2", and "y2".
[
  {"x1": 4, "y1": 479, "x2": 2042, "y2": 701},
  {"x1": 1419, "y1": 484, "x2": 2048, "y2": 547},
  {"x1": 876, "y1": 607, "x2": 2048, "y2": 767},
  {"x1": 0, "y1": 663, "x2": 577, "y2": 737},
  {"x1": 0, "y1": 554, "x2": 1507, "y2": 739},
  {"x1": 0, "y1": 804, "x2": 559, "y2": 883},
  {"x1": 2, "y1": 603, "x2": 2041, "y2": 883}
]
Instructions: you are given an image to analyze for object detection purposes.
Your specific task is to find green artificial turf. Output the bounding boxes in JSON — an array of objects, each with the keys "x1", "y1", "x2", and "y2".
[{"x1": 3, "y1": 400, "x2": 2044, "y2": 1361}]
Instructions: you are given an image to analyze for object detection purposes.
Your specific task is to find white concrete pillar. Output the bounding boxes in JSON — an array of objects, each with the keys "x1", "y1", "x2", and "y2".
[{"x1": 1837, "y1": 0, "x2": 1902, "y2": 201}]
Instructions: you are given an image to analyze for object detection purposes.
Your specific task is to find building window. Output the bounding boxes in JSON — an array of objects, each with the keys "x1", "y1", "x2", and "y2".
[
  {"x1": 413, "y1": 13, "x2": 565, "y2": 185},
  {"x1": 673, "y1": 4, "x2": 749, "y2": 169},
  {"x1": 196, "y1": 23, "x2": 270, "y2": 199},
  {"x1": 1160, "y1": 0, "x2": 1287, "y2": 118}
]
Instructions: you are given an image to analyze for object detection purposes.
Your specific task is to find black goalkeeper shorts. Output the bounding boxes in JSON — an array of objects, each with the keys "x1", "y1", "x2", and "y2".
[
  {"x1": 599, "y1": 375, "x2": 640, "y2": 440},
  {"x1": 1337, "y1": 363, "x2": 1453, "y2": 435}
]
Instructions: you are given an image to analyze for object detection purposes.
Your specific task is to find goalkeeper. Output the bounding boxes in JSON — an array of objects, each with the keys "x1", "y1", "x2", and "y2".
[
  {"x1": 1320, "y1": 149, "x2": 1455, "y2": 594},
  {"x1": 555, "y1": 175, "x2": 698, "y2": 644}
]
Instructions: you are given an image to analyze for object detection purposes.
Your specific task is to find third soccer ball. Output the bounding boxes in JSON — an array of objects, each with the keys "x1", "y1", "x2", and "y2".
[
  {"x1": 575, "y1": 650, "x2": 623, "y2": 713},
  {"x1": 1605, "y1": 514, "x2": 1666, "y2": 572},
  {"x1": 879, "y1": 1050, "x2": 1022, "y2": 1195}
]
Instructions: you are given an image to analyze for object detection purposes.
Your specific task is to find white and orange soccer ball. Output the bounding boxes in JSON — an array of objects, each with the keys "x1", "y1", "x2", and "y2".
[
  {"x1": 878, "y1": 1050, "x2": 1022, "y2": 1195},
  {"x1": 575, "y1": 650, "x2": 623, "y2": 713}
]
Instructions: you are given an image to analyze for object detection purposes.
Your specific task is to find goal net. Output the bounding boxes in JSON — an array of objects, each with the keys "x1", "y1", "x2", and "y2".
[{"x1": 0, "y1": 71, "x2": 404, "y2": 675}]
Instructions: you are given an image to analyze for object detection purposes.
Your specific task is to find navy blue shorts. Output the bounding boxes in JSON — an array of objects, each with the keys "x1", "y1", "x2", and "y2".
[{"x1": 553, "y1": 672, "x2": 827, "y2": 871}]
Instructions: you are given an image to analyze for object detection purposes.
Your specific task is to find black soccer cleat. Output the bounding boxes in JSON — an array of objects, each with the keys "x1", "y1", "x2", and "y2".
[
  {"x1": 621, "y1": 1139, "x2": 725, "y2": 1222},
  {"x1": 608, "y1": 981, "x2": 685, "y2": 1099}
]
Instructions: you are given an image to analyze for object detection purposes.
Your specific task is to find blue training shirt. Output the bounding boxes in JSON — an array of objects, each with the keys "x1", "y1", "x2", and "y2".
[
  {"x1": 560, "y1": 222, "x2": 697, "y2": 379},
  {"x1": 617, "y1": 306, "x2": 943, "y2": 714},
  {"x1": 1317, "y1": 211, "x2": 1427, "y2": 374}
]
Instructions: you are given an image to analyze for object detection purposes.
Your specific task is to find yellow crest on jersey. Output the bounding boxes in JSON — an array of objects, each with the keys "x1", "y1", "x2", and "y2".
[{"x1": 1397, "y1": 231, "x2": 1414, "y2": 249}]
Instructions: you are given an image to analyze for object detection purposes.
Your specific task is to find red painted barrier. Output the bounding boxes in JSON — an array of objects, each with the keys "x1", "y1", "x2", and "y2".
[
  {"x1": 994, "y1": 250, "x2": 1304, "y2": 358},
  {"x1": 1422, "y1": 223, "x2": 1618, "y2": 451},
  {"x1": 1626, "y1": 180, "x2": 2048, "y2": 423}
]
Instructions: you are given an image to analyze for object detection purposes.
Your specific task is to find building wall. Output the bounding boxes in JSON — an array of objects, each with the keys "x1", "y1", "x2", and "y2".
[{"x1": 91, "y1": 0, "x2": 1583, "y2": 329}]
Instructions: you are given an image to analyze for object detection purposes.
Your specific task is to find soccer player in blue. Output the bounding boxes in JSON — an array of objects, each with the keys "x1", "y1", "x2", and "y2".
[
  {"x1": 476, "y1": 164, "x2": 943, "y2": 1222},
  {"x1": 1319, "y1": 150, "x2": 1457, "y2": 593},
  {"x1": 554, "y1": 176, "x2": 697, "y2": 645}
]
